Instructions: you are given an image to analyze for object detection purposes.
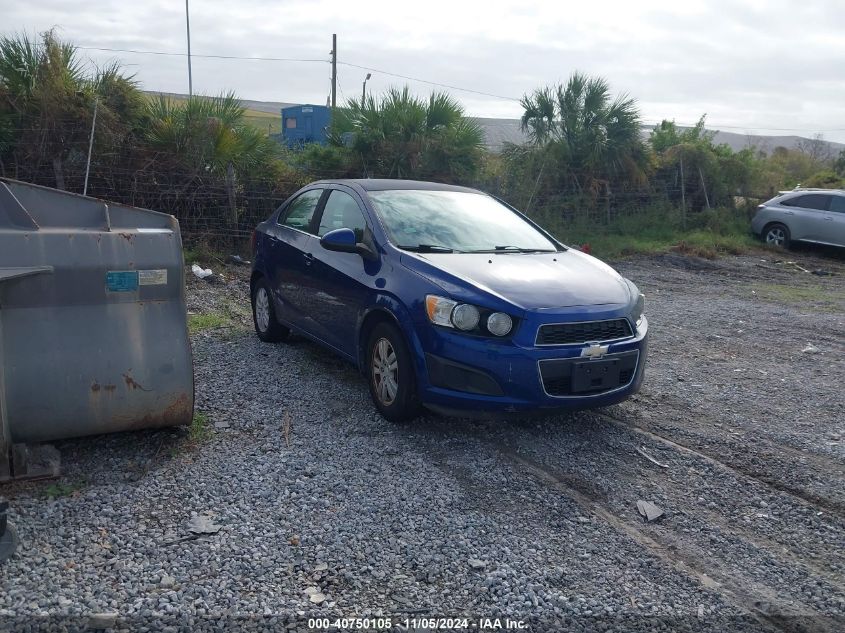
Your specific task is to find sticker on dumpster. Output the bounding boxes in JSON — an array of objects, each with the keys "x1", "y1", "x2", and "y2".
[
  {"x1": 138, "y1": 269, "x2": 168, "y2": 286},
  {"x1": 106, "y1": 271, "x2": 139, "y2": 292}
]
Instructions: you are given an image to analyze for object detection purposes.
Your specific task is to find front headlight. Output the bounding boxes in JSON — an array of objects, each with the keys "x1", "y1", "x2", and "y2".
[
  {"x1": 624, "y1": 279, "x2": 645, "y2": 328},
  {"x1": 633, "y1": 292, "x2": 645, "y2": 328},
  {"x1": 425, "y1": 295, "x2": 457, "y2": 328},
  {"x1": 425, "y1": 295, "x2": 515, "y2": 337},
  {"x1": 451, "y1": 304, "x2": 480, "y2": 331},
  {"x1": 487, "y1": 312, "x2": 513, "y2": 336}
]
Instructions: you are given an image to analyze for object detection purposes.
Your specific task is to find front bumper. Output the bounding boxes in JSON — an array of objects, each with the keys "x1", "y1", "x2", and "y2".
[{"x1": 413, "y1": 313, "x2": 648, "y2": 416}]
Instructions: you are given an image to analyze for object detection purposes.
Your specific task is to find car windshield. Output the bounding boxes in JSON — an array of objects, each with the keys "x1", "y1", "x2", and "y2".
[{"x1": 368, "y1": 190, "x2": 558, "y2": 253}]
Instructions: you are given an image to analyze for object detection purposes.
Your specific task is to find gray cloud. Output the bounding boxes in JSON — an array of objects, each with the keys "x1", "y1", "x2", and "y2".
[{"x1": 5, "y1": 0, "x2": 845, "y2": 142}]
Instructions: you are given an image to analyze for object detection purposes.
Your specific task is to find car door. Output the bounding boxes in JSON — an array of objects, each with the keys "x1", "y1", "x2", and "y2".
[
  {"x1": 780, "y1": 194, "x2": 832, "y2": 242},
  {"x1": 827, "y1": 195, "x2": 845, "y2": 247},
  {"x1": 301, "y1": 187, "x2": 375, "y2": 357},
  {"x1": 264, "y1": 188, "x2": 326, "y2": 332}
]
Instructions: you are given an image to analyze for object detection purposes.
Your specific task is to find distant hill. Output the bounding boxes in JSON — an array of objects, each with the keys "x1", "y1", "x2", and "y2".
[
  {"x1": 471, "y1": 117, "x2": 845, "y2": 154},
  {"x1": 148, "y1": 92, "x2": 300, "y2": 113},
  {"x1": 147, "y1": 92, "x2": 844, "y2": 155}
]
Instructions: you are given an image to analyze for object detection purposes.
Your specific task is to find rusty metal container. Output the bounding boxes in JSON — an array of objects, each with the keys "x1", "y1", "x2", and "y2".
[{"x1": 0, "y1": 178, "x2": 193, "y2": 474}]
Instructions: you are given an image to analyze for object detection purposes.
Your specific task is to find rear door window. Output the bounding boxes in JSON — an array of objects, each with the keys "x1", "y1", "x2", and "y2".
[
  {"x1": 829, "y1": 196, "x2": 845, "y2": 213},
  {"x1": 782, "y1": 194, "x2": 831, "y2": 211},
  {"x1": 280, "y1": 189, "x2": 324, "y2": 233}
]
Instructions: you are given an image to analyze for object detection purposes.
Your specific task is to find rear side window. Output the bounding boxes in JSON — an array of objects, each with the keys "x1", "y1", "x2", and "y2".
[
  {"x1": 318, "y1": 190, "x2": 368, "y2": 240},
  {"x1": 781, "y1": 194, "x2": 830, "y2": 211},
  {"x1": 280, "y1": 189, "x2": 323, "y2": 232},
  {"x1": 829, "y1": 196, "x2": 845, "y2": 213}
]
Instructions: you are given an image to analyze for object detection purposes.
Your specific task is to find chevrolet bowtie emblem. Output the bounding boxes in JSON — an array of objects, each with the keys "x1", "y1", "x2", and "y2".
[{"x1": 581, "y1": 343, "x2": 609, "y2": 359}]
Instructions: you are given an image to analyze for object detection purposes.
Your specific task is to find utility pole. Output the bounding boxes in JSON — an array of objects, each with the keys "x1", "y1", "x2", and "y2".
[
  {"x1": 185, "y1": 0, "x2": 193, "y2": 96},
  {"x1": 362, "y1": 72, "x2": 371, "y2": 104},
  {"x1": 83, "y1": 96, "x2": 98, "y2": 197},
  {"x1": 330, "y1": 33, "x2": 337, "y2": 109}
]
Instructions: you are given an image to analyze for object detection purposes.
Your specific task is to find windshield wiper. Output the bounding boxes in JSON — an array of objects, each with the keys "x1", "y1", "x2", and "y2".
[
  {"x1": 399, "y1": 244, "x2": 459, "y2": 253},
  {"x1": 468, "y1": 245, "x2": 557, "y2": 253}
]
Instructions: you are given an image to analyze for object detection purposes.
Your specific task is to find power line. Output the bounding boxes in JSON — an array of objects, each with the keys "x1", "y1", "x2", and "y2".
[
  {"x1": 78, "y1": 45, "x2": 521, "y2": 102},
  {"x1": 78, "y1": 45, "x2": 328, "y2": 64},
  {"x1": 336, "y1": 61, "x2": 520, "y2": 102}
]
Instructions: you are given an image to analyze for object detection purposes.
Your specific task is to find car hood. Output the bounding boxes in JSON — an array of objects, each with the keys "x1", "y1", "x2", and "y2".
[{"x1": 401, "y1": 249, "x2": 631, "y2": 310}]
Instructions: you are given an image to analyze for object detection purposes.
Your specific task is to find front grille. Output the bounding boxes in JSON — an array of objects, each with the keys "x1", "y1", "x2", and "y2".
[
  {"x1": 536, "y1": 319, "x2": 633, "y2": 346},
  {"x1": 542, "y1": 376, "x2": 571, "y2": 396}
]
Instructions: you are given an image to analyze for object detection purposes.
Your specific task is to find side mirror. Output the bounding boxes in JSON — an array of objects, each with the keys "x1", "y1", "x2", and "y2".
[
  {"x1": 320, "y1": 228, "x2": 378, "y2": 261},
  {"x1": 320, "y1": 228, "x2": 357, "y2": 253}
]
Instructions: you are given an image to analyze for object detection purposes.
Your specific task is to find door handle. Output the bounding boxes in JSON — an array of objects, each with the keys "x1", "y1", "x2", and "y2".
[
  {"x1": 824, "y1": 217, "x2": 834, "y2": 221},
  {"x1": 784, "y1": 211, "x2": 795, "y2": 215},
  {"x1": 303, "y1": 253, "x2": 314, "y2": 266}
]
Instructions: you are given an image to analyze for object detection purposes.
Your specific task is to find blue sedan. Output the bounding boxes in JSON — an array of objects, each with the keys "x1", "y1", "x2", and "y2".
[{"x1": 250, "y1": 179, "x2": 648, "y2": 421}]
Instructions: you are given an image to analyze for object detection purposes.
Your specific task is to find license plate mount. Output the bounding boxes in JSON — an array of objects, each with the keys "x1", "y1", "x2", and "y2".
[{"x1": 570, "y1": 358, "x2": 622, "y2": 393}]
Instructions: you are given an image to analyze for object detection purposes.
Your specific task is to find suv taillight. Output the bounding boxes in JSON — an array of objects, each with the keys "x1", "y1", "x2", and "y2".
[{"x1": 250, "y1": 230, "x2": 257, "y2": 253}]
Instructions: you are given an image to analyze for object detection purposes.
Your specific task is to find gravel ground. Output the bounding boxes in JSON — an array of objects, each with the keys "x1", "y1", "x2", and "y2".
[{"x1": 1, "y1": 248, "x2": 843, "y2": 633}]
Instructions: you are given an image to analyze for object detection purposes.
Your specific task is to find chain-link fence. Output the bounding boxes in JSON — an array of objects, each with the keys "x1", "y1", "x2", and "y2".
[{"x1": 1, "y1": 122, "x2": 764, "y2": 250}]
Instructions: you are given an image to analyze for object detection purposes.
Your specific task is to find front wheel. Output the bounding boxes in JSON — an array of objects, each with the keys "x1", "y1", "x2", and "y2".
[
  {"x1": 251, "y1": 278, "x2": 290, "y2": 343},
  {"x1": 763, "y1": 223, "x2": 791, "y2": 249},
  {"x1": 367, "y1": 322, "x2": 421, "y2": 422}
]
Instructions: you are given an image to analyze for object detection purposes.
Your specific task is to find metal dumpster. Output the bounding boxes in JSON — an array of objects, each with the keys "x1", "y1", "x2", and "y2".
[{"x1": 0, "y1": 178, "x2": 193, "y2": 479}]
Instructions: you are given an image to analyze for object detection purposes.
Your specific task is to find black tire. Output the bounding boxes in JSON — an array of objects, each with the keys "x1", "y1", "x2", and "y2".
[
  {"x1": 763, "y1": 223, "x2": 791, "y2": 249},
  {"x1": 251, "y1": 278, "x2": 290, "y2": 343},
  {"x1": 0, "y1": 522, "x2": 17, "y2": 562},
  {"x1": 366, "y1": 322, "x2": 421, "y2": 422}
]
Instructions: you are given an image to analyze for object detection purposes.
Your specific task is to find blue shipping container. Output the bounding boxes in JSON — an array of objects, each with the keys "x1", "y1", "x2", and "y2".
[{"x1": 281, "y1": 104, "x2": 331, "y2": 148}]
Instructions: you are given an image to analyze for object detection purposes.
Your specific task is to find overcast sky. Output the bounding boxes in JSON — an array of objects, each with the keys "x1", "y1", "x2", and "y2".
[{"x1": 5, "y1": 0, "x2": 845, "y2": 142}]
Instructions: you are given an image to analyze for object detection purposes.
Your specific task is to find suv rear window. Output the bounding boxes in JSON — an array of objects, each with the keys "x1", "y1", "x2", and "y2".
[
  {"x1": 781, "y1": 194, "x2": 830, "y2": 211},
  {"x1": 829, "y1": 196, "x2": 845, "y2": 213}
]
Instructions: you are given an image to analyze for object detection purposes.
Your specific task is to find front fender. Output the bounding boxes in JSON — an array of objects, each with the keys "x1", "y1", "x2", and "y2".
[{"x1": 356, "y1": 294, "x2": 428, "y2": 388}]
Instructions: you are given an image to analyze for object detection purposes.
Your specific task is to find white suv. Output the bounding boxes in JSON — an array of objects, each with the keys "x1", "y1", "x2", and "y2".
[{"x1": 751, "y1": 188, "x2": 845, "y2": 249}]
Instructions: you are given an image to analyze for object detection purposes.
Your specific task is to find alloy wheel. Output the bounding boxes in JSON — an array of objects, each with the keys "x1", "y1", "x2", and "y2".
[
  {"x1": 371, "y1": 337, "x2": 399, "y2": 405},
  {"x1": 255, "y1": 287, "x2": 270, "y2": 332},
  {"x1": 766, "y1": 227, "x2": 786, "y2": 247}
]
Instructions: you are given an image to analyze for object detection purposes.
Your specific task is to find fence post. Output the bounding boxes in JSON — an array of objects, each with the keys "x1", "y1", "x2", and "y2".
[
  {"x1": 679, "y1": 154, "x2": 686, "y2": 229},
  {"x1": 699, "y1": 166, "x2": 711, "y2": 210},
  {"x1": 525, "y1": 151, "x2": 547, "y2": 215},
  {"x1": 83, "y1": 96, "x2": 99, "y2": 197},
  {"x1": 225, "y1": 163, "x2": 237, "y2": 244}
]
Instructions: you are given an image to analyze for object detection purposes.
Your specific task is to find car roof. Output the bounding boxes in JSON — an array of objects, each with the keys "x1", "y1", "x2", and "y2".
[
  {"x1": 777, "y1": 188, "x2": 845, "y2": 196},
  {"x1": 312, "y1": 178, "x2": 483, "y2": 194}
]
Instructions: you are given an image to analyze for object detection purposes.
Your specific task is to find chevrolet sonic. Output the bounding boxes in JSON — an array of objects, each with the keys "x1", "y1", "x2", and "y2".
[{"x1": 250, "y1": 179, "x2": 648, "y2": 421}]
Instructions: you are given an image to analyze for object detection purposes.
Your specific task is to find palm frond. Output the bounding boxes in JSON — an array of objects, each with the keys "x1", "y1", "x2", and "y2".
[{"x1": 0, "y1": 33, "x2": 42, "y2": 108}]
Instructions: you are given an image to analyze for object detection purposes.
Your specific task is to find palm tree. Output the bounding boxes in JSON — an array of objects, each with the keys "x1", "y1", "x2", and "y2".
[
  {"x1": 145, "y1": 92, "x2": 278, "y2": 176},
  {"x1": 520, "y1": 72, "x2": 647, "y2": 194},
  {"x1": 329, "y1": 86, "x2": 484, "y2": 182},
  {"x1": 0, "y1": 30, "x2": 88, "y2": 187},
  {"x1": 143, "y1": 92, "x2": 282, "y2": 233},
  {"x1": 0, "y1": 30, "x2": 144, "y2": 190}
]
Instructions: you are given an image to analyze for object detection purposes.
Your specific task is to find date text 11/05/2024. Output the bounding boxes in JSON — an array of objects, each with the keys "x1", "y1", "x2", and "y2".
[{"x1": 308, "y1": 617, "x2": 528, "y2": 630}]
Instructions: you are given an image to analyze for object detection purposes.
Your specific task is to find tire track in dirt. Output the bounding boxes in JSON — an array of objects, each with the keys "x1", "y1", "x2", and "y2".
[
  {"x1": 489, "y1": 441, "x2": 843, "y2": 633},
  {"x1": 600, "y1": 410, "x2": 845, "y2": 518}
]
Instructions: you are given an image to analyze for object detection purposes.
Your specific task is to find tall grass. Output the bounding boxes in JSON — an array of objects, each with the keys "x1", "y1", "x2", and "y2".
[{"x1": 532, "y1": 203, "x2": 758, "y2": 260}]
